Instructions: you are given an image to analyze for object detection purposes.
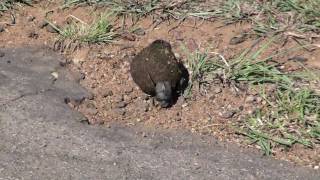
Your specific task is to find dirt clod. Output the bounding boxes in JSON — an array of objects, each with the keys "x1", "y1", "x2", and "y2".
[
  {"x1": 114, "y1": 108, "x2": 126, "y2": 116},
  {"x1": 46, "y1": 24, "x2": 59, "y2": 33},
  {"x1": 85, "y1": 102, "x2": 98, "y2": 115},
  {"x1": 229, "y1": 34, "x2": 247, "y2": 45},
  {"x1": 103, "y1": 90, "x2": 113, "y2": 98},
  {"x1": 213, "y1": 87, "x2": 222, "y2": 94},
  {"x1": 27, "y1": 30, "x2": 39, "y2": 39},
  {"x1": 116, "y1": 101, "x2": 127, "y2": 108},
  {"x1": 38, "y1": 20, "x2": 48, "y2": 28},
  {"x1": 0, "y1": 25, "x2": 5, "y2": 32},
  {"x1": 27, "y1": 15, "x2": 35, "y2": 22},
  {"x1": 220, "y1": 110, "x2": 236, "y2": 119},
  {"x1": 133, "y1": 27, "x2": 146, "y2": 36}
]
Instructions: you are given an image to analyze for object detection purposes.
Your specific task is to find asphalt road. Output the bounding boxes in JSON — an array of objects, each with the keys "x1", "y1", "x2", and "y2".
[{"x1": 0, "y1": 47, "x2": 319, "y2": 180}]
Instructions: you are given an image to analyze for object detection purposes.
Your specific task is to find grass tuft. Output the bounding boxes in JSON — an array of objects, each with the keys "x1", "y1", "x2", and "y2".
[
  {"x1": 182, "y1": 46, "x2": 221, "y2": 97},
  {"x1": 0, "y1": 0, "x2": 32, "y2": 13},
  {"x1": 56, "y1": 12, "x2": 118, "y2": 48},
  {"x1": 182, "y1": 39, "x2": 320, "y2": 154}
]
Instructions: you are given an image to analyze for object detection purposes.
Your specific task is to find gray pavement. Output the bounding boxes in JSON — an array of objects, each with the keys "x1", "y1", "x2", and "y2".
[{"x1": 0, "y1": 46, "x2": 319, "y2": 180}]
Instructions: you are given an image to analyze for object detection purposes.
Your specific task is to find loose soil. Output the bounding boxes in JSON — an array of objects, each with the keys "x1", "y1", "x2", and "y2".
[{"x1": 0, "y1": 1, "x2": 319, "y2": 168}]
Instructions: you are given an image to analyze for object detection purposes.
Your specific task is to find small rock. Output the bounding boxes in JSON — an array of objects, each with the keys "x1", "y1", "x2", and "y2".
[
  {"x1": 0, "y1": 51, "x2": 5, "y2": 57},
  {"x1": 86, "y1": 102, "x2": 95, "y2": 108},
  {"x1": 175, "y1": 116, "x2": 182, "y2": 121},
  {"x1": 115, "y1": 95, "x2": 124, "y2": 102},
  {"x1": 0, "y1": 25, "x2": 5, "y2": 32},
  {"x1": 38, "y1": 20, "x2": 48, "y2": 28},
  {"x1": 182, "y1": 103, "x2": 188, "y2": 108},
  {"x1": 143, "y1": 103, "x2": 150, "y2": 112},
  {"x1": 27, "y1": 30, "x2": 39, "y2": 39},
  {"x1": 247, "y1": 109, "x2": 255, "y2": 115},
  {"x1": 76, "y1": 115, "x2": 89, "y2": 124},
  {"x1": 256, "y1": 97, "x2": 262, "y2": 103},
  {"x1": 87, "y1": 93, "x2": 94, "y2": 100},
  {"x1": 121, "y1": 32, "x2": 136, "y2": 41},
  {"x1": 314, "y1": 166, "x2": 319, "y2": 170},
  {"x1": 220, "y1": 110, "x2": 236, "y2": 119},
  {"x1": 229, "y1": 34, "x2": 247, "y2": 45},
  {"x1": 245, "y1": 95, "x2": 256, "y2": 103},
  {"x1": 124, "y1": 87, "x2": 133, "y2": 94},
  {"x1": 27, "y1": 15, "x2": 35, "y2": 22},
  {"x1": 103, "y1": 90, "x2": 113, "y2": 98},
  {"x1": 72, "y1": 72, "x2": 85, "y2": 83},
  {"x1": 132, "y1": 27, "x2": 146, "y2": 36},
  {"x1": 213, "y1": 87, "x2": 222, "y2": 94},
  {"x1": 86, "y1": 102, "x2": 98, "y2": 115},
  {"x1": 46, "y1": 24, "x2": 60, "y2": 33},
  {"x1": 123, "y1": 95, "x2": 132, "y2": 102},
  {"x1": 142, "y1": 94, "x2": 150, "y2": 101},
  {"x1": 116, "y1": 101, "x2": 127, "y2": 108},
  {"x1": 114, "y1": 108, "x2": 126, "y2": 116},
  {"x1": 288, "y1": 56, "x2": 308, "y2": 62},
  {"x1": 174, "y1": 53, "x2": 181, "y2": 59}
]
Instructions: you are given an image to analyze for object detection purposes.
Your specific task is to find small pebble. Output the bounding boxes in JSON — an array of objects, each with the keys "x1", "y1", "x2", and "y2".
[
  {"x1": 288, "y1": 56, "x2": 308, "y2": 62},
  {"x1": 114, "y1": 95, "x2": 124, "y2": 102},
  {"x1": 123, "y1": 95, "x2": 131, "y2": 102},
  {"x1": 220, "y1": 110, "x2": 236, "y2": 119},
  {"x1": 124, "y1": 87, "x2": 133, "y2": 94},
  {"x1": 86, "y1": 106, "x2": 98, "y2": 115},
  {"x1": 182, "y1": 103, "x2": 188, "y2": 108},
  {"x1": 175, "y1": 117, "x2": 182, "y2": 121},
  {"x1": 246, "y1": 95, "x2": 256, "y2": 103},
  {"x1": 229, "y1": 34, "x2": 247, "y2": 45},
  {"x1": 103, "y1": 90, "x2": 113, "y2": 98},
  {"x1": 0, "y1": 25, "x2": 5, "y2": 32},
  {"x1": 143, "y1": 103, "x2": 149, "y2": 112},
  {"x1": 142, "y1": 94, "x2": 150, "y2": 101},
  {"x1": 121, "y1": 32, "x2": 136, "y2": 41},
  {"x1": 27, "y1": 30, "x2": 39, "y2": 39},
  {"x1": 38, "y1": 20, "x2": 48, "y2": 28},
  {"x1": 114, "y1": 108, "x2": 126, "y2": 116},
  {"x1": 132, "y1": 27, "x2": 146, "y2": 36},
  {"x1": 314, "y1": 166, "x2": 319, "y2": 170},
  {"x1": 256, "y1": 97, "x2": 262, "y2": 103},
  {"x1": 46, "y1": 24, "x2": 59, "y2": 33},
  {"x1": 213, "y1": 87, "x2": 222, "y2": 94},
  {"x1": 116, "y1": 101, "x2": 127, "y2": 108},
  {"x1": 87, "y1": 93, "x2": 94, "y2": 100},
  {"x1": 27, "y1": 15, "x2": 35, "y2": 22},
  {"x1": 0, "y1": 51, "x2": 4, "y2": 57}
]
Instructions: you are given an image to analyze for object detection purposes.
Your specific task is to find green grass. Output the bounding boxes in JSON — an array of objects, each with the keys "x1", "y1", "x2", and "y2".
[
  {"x1": 182, "y1": 39, "x2": 320, "y2": 154},
  {"x1": 62, "y1": 0, "x2": 320, "y2": 37},
  {"x1": 181, "y1": 46, "x2": 221, "y2": 97},
  {"x1": 0, "y1": 0, "x2": 32, "y2": 13},
  {"x1": 56, "y1": 12, "x2": 118, "y2": 47},
  {"x1": 62, "y1": 0, "x2": 220, "y2": 21},
  {"x1": 227, "y1": 43, "x2": 320, "y2": 154},
  {"x1": 214, "y1": 0, "x2": 320, "y2": 36}
]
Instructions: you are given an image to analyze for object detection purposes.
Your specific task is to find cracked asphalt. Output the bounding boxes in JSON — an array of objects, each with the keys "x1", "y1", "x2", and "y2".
[{"x1": 0, "y1": 46, "x2": 319, "y2": 180}]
